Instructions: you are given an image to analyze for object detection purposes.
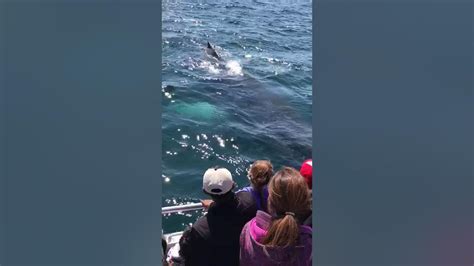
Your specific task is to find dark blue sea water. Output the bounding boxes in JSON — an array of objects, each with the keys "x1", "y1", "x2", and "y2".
[{"x1": 162, "y1": 0, "x2": 312, "y2": 233}]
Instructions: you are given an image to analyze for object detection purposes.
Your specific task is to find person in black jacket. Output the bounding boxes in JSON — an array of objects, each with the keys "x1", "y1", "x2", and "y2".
[
  {"x1": 179, "y1": 166, "x2": 257, "y2": 266},
  {"x1": 162, "y1": 236, "x2": 169, "y2": 266}
]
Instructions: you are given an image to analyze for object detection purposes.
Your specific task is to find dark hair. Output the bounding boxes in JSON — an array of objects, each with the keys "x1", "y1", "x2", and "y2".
[
  {"x1": 178, "y1": 228, "x2": 192, "y2": 261},
  {"x1": 261, "y1": 167, "x2": 311, "y2": 247},
  {"x1": 162, "y1": 236, "x2": 168, "y2": 265},
  {"x1": 203, "y1": 188, "x2": 235, "y2": 203}
]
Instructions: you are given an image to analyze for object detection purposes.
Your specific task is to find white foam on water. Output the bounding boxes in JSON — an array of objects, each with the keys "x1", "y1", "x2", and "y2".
[
  {"x1": 208, "y1": 64, "x2": 220, "y2": 74},
  {"x1": 198, "y1": 60, "x2": 221, "y2": 74},
  {"x1": 225, "y1": 60, "x2": 243, "y2": 76}
]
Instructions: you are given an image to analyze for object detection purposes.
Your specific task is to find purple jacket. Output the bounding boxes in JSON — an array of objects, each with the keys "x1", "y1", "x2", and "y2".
[
  {"x1": 236, "y1": 185, "x2": 269, "y2": 212},
  {"x1": 239, "y1": 211, "x2": 312, "y2": 266}
]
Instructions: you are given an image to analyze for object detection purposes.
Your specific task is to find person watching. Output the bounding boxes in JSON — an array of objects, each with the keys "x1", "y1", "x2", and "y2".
[
  {"x1": 179, "y1": 166, "x2": 257, "y2": 266},
  {"x1": 239, "y1": 167, "x2": 312, "y2": 266}
]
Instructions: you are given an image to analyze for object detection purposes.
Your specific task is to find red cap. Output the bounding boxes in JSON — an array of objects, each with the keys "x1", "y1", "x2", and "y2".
[{"x1": 299, "y1": 159, "x2": 312, "y2": 189}]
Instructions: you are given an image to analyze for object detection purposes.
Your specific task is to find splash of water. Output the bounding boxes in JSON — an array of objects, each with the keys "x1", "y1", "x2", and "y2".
[
  {"x1": 198, "y1": 61, "x2": 221, "y2": 74},
  {"x1": 225, "y1": 60, "x2": 243, "y2": 76}
]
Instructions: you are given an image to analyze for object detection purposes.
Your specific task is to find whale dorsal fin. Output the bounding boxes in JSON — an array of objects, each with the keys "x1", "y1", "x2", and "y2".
[{"x1": 207, "y1": 42, "x2": 212, "y2": 49}]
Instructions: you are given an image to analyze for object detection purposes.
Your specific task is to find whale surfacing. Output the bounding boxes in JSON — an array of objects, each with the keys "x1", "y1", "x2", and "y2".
[{"x1": 205, "y1": 42, "x2": 220, "y2": 60}]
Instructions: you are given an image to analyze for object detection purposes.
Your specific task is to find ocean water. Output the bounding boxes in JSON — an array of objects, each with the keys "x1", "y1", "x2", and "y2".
[{"x1": 162, "y1": 0, "x2": 312, "y2": 233}]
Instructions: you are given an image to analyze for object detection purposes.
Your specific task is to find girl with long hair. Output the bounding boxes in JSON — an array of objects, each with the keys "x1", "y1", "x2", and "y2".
[{"x1": 239, "y1": 167, "x2": 312, "y2": 265}]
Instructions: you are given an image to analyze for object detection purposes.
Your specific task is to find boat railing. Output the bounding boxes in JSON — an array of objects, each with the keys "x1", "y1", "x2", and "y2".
[
  {"x1": 163, "y1": 203, "x2": 204, "y2": 252},
  {"x1": 162, "y1": 202, "x2": 204, "y2": 215}
]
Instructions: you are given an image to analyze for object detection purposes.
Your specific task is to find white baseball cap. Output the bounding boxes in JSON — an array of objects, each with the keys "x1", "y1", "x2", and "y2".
[{"x1": 203, "y1": 167, "x2": 234, "y2": 195}]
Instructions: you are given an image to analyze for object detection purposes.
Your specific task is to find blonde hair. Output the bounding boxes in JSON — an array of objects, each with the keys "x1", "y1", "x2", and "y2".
[
  {"x1": 261, "y1": 167, "x2": 311, "y2": 247},
  {"x1": 249, "y1": 160, "x2": 273, "y2": 191}
]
